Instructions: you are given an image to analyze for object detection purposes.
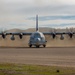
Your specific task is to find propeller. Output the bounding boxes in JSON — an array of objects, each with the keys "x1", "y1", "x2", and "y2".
[
  {"x1": 66, "y1": 28, "x2": 74, "y2": 38},
  {"x1": 19, "y1": 33, "x2": 23, "y2": 39},
  {"x1": 49, "y1": 28, "x2": 57, "y2": 39},
  {"x1": 52, "y1": 29, "x2": 57, "y2": 39},
  {"x1": 0, "y1": 28, "x2": 7, "y2": 39}
]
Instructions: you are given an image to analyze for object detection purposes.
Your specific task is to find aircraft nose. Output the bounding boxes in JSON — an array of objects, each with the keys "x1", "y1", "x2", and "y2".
[
  {"x1": 37, "y1": 38, "x2": 41, "y2": 41},
  {"x1": 35, "y1": 38, "x2": 41, "y2": 42}
]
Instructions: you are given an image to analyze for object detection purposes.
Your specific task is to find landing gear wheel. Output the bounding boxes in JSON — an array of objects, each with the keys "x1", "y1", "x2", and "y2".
[
  {"x1": 29, "y1": 45, "x2": 32, "y2": 48},
  {"x1": 43, "y1": 45, "x2": 46, "y2": 47}
]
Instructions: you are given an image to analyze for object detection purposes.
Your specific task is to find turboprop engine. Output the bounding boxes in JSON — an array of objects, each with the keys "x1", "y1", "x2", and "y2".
[
  {"x1": 11, "y1": 35, "x2": 15, "y2": 40},
  {"x1": 60, "y1": 34, "x2": 64, "y2": 40}
]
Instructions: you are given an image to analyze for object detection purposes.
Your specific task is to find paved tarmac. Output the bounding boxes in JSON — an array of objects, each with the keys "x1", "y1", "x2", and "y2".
[{"x1": 0, "y1": 47, "x2": 75, "y2": 67}]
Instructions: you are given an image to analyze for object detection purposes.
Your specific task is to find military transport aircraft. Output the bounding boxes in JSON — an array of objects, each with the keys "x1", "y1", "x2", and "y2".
[{"x1": 0, "y1": 15, "x2": 75, "y2": 48}]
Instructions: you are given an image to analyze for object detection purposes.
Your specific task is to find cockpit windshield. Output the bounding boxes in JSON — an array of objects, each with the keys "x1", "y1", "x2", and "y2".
[{"x1": 34, "y1": 33, "x2": 40, "y2": 38}]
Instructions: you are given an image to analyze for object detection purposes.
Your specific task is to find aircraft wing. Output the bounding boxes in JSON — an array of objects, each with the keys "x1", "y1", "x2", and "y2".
[
  {"x1": 43, "y1": 32, "x2": 75, "y2": 35},
  {"x1": 43, "y1": 32, "x2": 75, "y2": 39},
  {"x1": 0, "y1": 32, "x2": 32, "y2": 39},
  {"x1": 5, "y1": 32, "x2": 32, "y2": 35},
  {"x1": 0, "y1": 32, "x2": 75, "y2": 36},
  {"x1": 0, "y1": 32, "x2": 75, "y2": 35}
]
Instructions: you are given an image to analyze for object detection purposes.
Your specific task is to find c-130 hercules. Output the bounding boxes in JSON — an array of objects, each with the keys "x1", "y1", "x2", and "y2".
[{"x1": 0, "y1": 15, "x2": 75, "y2": 48}]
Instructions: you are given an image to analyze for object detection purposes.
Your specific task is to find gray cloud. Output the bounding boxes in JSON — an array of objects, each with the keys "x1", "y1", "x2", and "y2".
[
  {"x1": 41, "y1": 23, "x2": 75, "y2": 28},
  {"x1": 28, "y1": 16, "x2": 75, "y2": 21},
  {"x1": 7, "y1": 5, "x2": 75, "y2": 15},
  {"x1": 0, "y1": 1, "x2": 75, "y2": 15},
  {"x1": 8, "y1": 5, "x2": 75, "y2": 15},
  {"x1": 0, "y1": 0, "x2": 75, "y2": 29}
]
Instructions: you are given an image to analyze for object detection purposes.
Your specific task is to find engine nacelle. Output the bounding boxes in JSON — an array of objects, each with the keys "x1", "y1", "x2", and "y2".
[
  {"x1": 2, "y1": 33, "x2": 6, "y2": 39},
  {"x1": 19, "y1": 33, "x2": 23, "y2": 39},
  {"x1": 11, "y1": 35, "x2": 15, "y2": 40},
  {"x1": 60, "y1": 35, "x2": 64, "y2": 40}
]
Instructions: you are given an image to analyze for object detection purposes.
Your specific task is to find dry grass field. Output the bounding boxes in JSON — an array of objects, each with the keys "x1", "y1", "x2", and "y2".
[{"x1": 0, "y1": 47, "x2": 75, "y2": 75}]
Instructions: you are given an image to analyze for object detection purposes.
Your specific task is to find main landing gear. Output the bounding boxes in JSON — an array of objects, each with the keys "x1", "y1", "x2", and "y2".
[
  {"x1": 43, "y1": 45, "x2": 46, "y2": 47},
  {"x1": 29, "y1": 44, "x2": 32, "y2": 48}
]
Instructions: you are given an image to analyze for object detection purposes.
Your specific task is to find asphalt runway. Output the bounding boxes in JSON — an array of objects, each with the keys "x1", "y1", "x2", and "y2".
[{"x1": 0, "y1": 47, "x2": 75, "y2": 67}]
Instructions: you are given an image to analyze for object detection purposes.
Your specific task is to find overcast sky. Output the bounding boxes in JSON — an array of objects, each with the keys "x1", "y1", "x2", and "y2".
[{"x1": 0, "y1": 0, "x2": 75, "y2": 30}]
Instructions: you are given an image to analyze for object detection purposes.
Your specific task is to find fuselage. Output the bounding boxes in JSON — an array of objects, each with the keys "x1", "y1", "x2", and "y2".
[{"x1": 28, "y1": 31, "x2": 47, "y2": 47}]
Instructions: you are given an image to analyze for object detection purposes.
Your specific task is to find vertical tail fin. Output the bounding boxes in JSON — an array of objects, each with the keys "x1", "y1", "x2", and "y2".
[{"x1": 36, "y1": 15, "x2": 39, "y2": 31}]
